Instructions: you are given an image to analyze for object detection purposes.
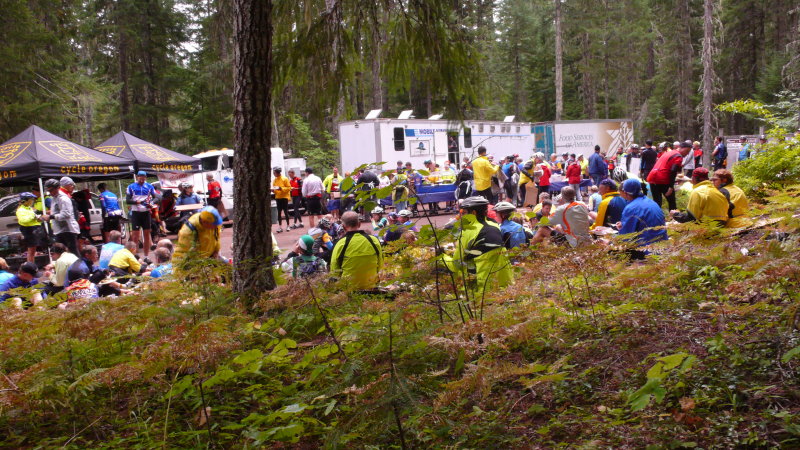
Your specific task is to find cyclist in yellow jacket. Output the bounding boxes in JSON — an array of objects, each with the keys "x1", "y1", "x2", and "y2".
[
  {"x1": 472, "y1": 146, "x2": 499, "y2": 202},
  {"x1": 671, "y1": 168, "x2": 729, "y2": 226},
  {"x1": 173, "y1": 206, "x2": 223, "y2": 269},
  {"x1": 442, "y1": 196, "x2": 513, "y2": 299},
  {"x1": 16, "y1": 192, "x2": 49, "y2": 263},
  {"x1": 711, "y1": 169, "x2": 752, "y2": 228}
]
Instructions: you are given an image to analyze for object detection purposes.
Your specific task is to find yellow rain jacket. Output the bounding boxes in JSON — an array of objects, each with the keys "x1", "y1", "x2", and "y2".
[
  {"x1": 442, "y1": 214, "x2": 513, "y2": 298},
  {"x1": 472, "y1": 156, "x2": 498, "y2": 191},
  {"x1": 173, "y1": 212, "x2": 222, "y2": 261},
  {"x1": 687, "y1": 180, "x2": 729, "y2": 224},
  {"x1": 16, "y1": 204, "x2": 40, "y2": 227},
  {"x1": 330, "y1": 231, "x2": 383, "y2": 290},
  {"x1": 721, "y1": 184, "x2": 752, "y2": 228}
]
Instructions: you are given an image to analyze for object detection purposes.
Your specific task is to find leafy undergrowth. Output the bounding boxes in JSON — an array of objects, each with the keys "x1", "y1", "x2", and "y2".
[{"x1": 2, "y1": 190, "x2": 800, "y2": 448}]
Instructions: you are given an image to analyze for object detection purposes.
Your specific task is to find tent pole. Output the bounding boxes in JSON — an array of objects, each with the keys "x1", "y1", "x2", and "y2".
[{"x1": 118, "y1": 179, "x2": 129, "y2": 237}]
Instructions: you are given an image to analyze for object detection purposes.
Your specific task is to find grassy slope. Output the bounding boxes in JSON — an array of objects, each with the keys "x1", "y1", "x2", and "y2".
[{"x1": 1, "y1": 189, "x2": 800, "y2": 449}]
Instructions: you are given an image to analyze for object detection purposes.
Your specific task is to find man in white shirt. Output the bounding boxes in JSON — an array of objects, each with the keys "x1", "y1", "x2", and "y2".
[
  {"x1": 48, "y1": 242, "x2": 78, "y2": 294},
  {"x1": 301, "y1": 167, "x2": 324, "y2": 228}
]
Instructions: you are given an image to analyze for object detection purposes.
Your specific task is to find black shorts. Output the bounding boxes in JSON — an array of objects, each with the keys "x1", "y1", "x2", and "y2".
[
  {"x1": 20, "y1": 225, "x2": 44, "y2": 248},
  {"x1": 208, "y1": 197, "x2": 221, "y2": 208},
  {"x1": 102, "y1": 215, "x2": 121, "y2": 233},
  {"x1": 305, "y1": 196, "x2": 322, "y2": 215},
  {"x1": 130, "y1": 211, "x2": 151, "y2": 230}
]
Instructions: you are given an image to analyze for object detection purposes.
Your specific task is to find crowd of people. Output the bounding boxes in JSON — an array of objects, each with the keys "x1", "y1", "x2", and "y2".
[{"x1": 1, "y1": 172, "x2": 227, "y2": 308}]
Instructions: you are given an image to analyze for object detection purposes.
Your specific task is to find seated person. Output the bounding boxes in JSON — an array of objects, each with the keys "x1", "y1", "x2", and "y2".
[
  {"x1": 670, "y1": 168, "x2": 729, "y2": 226},
  {"x1": 617, "y1": 179, "x2": 668, "y2": 249},
  {"x1": 712, "y1": 169, "x2": 751, "y2": 228},
  {"x1": 590, "y1": 179, "x2": 627, "y2": 230},
  {"x1": 493, "y1": 202, "x2": 528, "y2": 249},
  {"x1": 156, "y1": 238, "x2": 174, "y2": 254},
  {"x1": 287, "y1": 235, "x2": 327, "y2": 278},
  {"x1": 0, "y1": 262, "x2": 44, "y2": 305},
  {"x1": 48, "y1": 243, "x2": 78, "y2": 294},
  {"x1": 147, "y1": 248, "x2": 173, "y2": 278},
  {"x1": 66, "y1": 245, "x2": 100, "y2": 286},
  {"x1": 0, "y1": 258, "x2": 14, "y2": 285},
  {"x1": 587, "y1": 185, "x2": 602, "y2": 212},
  {"x1": 66, "y1": 244, "x2": 123, "y2": 297},
  {"x1": 531, "y1": 187, "x2": 591, "y2": 248},
  {"x1": 108, "y1": 240, "x2": 144, "y2": 277},
  {"x1": 308, "y1": 227, "x2": 334, "y2": 264},
  {"x1": 99, "y1": 230, "x2": 125, "y2": 269}
]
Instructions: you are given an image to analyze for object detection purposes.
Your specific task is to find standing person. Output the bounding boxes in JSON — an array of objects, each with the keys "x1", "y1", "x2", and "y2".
[
  {"x1": 640, "y1": 140, "x2": 658, "y2": 180},
  {"x1": 323, "y1": 167, "x2": 344, "y2": 219},
  {"x1": 330, "y1": 211, "x2": 383, "y2": 291},
  {"x1": 588, "y1": 145, "x2": 608, "y2": 186},
  {"x1": 534, "y1": 153, "x2": 552, "y2": 198},
  {"x1": 272, "y1": 167, "x2": 291, "y2": 233},
  {"x1": 738, "y1": 136, "x2": 751, "y2": 162},
  {"x1": 472, "y1": 146, "x2": 499, "y2": 203},
  {"x1": 692, "y1": 141, "x2": 703, "y2": 167},
  {"x1": 646, "y1": 141, "x2": 691, "y2": 210},
  {"x1": 205, "y1": 174, "x2": 229, "y2": 221},
  {"x1": 44, "y1": 178, "x2": 80, "y2": 255},
  {"x1": 288, "y1": 169, "x2": 304, "y2": 229},
  {"x1": 301, "y1": 167, "x2": 324, "y2": 228},
  {"x1": 126, "y1": 170, "x2": 156, "y2": 258},
  {"x1": 16, "y1": 192, "x2": 48, "y2": 263},
  {"x1": 97, "y1": 183, "x2": 123, "y2": 242},
  {"x1": 682, "y1": 140, "x2": 695, "y2": 176},
  {"x1": 566, "y1": 158, "x2": 583, "y2": 201},
  {"x1": 712, "y1": 136, "x2": 727, "y2": 170}
]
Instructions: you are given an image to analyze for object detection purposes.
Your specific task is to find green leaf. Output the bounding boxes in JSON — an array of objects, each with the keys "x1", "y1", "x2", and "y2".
[
  {"x1": 233, "y1": 349, "x2": 264, "y2": 366},
  {"x1": 418, "y1": 169, "x2": 430, "y2": 176},
  {"x1": 454, "y1": 348, "x2": 465, "y2": 375},
  {"x1": 341, "y1": 177, "x2": 354, "y2": 191},
  {"x1": 324, "y1": 399, "x2": 337, "y2": 416},
  {"x1": 781, "y1": 345, "x2": 800, "y2": 363}
]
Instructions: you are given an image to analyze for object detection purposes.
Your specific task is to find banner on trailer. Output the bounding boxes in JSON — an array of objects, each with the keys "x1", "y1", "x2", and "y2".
[{"x1": 554, "y1": 121, "x2": 634, "y2": 158}]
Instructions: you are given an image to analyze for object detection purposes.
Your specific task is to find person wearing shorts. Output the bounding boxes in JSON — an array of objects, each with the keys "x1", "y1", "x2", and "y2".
[
  {"x1": 126, "y1": 170, "x2": 156, "y2": 258},
  {"x1": 98, "y1": 183, "x2": 123, "y2": 242},
  {"x1": 16, "y1": 192, "x2": 48, "y2": 263},
  {"x1": 205, "y1": 174, "x2": 228, "y2": 220},
  {"x1": 301, "y1": 167, "x2": 324, "y2": 228}
]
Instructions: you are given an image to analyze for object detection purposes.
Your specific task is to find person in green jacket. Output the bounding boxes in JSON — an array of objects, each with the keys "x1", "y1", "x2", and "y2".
[
  {"x1": 330, "y1": 211, "x2": 383, "y2": 291},
  {"x1": 16, "y1": 192, "x2": 49, "y2": 263},
  {"x1": 442, "y1": 196, "x2": 513, "y2": 299}
]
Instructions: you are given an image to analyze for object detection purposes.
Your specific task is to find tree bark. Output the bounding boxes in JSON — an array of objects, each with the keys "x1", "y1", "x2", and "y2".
[
  {"x1": 118, "y1": 32, "x2": 130, "y2": 130},
  {"x1": 232, "y1": 0, "x2": 275, "y2": 296},
  {"x1": 676, "y1": 0, "x2": 694, "y2": 139},
  {"x1": 554, "y1": 0, "x2": 563, "y2": 121},
  {"x1": 700, "y1": 0, "x2": 716, "y2": 168}
]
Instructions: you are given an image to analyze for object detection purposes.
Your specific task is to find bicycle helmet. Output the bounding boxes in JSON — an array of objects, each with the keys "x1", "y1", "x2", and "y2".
[
  {"x1": 398, "y1": 209, "x2": 413, "y2": 218},
  {"x1": 371, "y1": 206, "x2": 384, "y2": 215},
  {"x1": 199, "y1": 206, "x2": 223, "y2": 226},
  {"x1": 180, "y1": 182, "x2": 193, "y2": 189},
  {"x1": 460, "y1": 196, "x2": 489, "y2": 209},
  {"x1": 493, "y1": 201, "x2": 516, "y2": 213},
  {"x1": 611, "y1": 167, "x2": 628, "y2": 183},
  {"x1": 318, "y1": 217, "x2": 332, "y2": 229},
  {"x1": 44, "y1": 179, "x2": 59, "y2": 189},
  {"x1": 18, "y1": 192, "x2": 37, "y2": 201}
]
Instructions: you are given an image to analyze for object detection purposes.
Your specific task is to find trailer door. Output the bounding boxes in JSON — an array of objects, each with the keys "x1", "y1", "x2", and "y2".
[{"x1": 434, "y1": 131, "x2": 449, "y2": 162}]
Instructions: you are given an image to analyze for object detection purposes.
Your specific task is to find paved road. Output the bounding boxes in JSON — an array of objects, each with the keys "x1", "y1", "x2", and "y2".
[{"x1": 218, "y1": 212, "x2": 459, "y2": 260}]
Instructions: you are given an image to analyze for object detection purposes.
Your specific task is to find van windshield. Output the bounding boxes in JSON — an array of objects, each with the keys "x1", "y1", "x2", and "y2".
[{"x1": 201, "y1": 156, "x2": 218, "y2": 171}]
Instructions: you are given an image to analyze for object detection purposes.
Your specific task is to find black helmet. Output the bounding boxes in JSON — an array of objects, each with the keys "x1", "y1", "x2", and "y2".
[{"x1": 461, "y1": 196, "x2": 489, "y2": 209}]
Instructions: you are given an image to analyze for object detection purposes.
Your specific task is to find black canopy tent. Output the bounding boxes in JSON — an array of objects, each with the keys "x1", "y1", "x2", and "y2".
[
  {"x1": 0, "y1": 125, "x2": 135, "y2": 187},
  {"x1": 95, "y1": 131, "x2": 201, "y2": 173}
]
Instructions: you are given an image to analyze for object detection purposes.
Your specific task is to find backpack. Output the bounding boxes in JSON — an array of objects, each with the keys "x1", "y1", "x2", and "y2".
[{"x1": 296, "y1": 256, "x2": 323, "y2": 278}]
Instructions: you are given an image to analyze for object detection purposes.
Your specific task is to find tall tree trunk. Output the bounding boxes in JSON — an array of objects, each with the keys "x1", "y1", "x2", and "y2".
[
  {"x1": 232, "y1": 0, "x2": 274, "y2": 296},
  {"x1": 676, "y1": 0, "x2": 694, "y2": 139},
  {"x1": 554, "y1": 0, "x2": 563, "y2": 120},
  {"x1": 700, "y1": 0, "x2": 716, "y2": 168},
  {"x1": 119, "y1": 32, "x2": 130, "y2": 130}
]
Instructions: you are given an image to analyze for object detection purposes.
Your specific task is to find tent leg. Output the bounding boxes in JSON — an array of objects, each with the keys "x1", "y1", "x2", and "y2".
[{"x1": 118, "y1": 180, "x2": 129, "y2": 237}]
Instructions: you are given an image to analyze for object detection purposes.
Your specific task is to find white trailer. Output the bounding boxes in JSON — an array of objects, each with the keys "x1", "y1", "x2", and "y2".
[{"x1": 338, "y1": 118, "x2": 535, "y2": 172}]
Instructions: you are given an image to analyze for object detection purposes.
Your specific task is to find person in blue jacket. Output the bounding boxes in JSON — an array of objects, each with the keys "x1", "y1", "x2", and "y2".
[
  {"x1": 588, "y1": 145, "x2": 609, "y2": 186},
  {"x1": 493, "y1": 202, "x2": 528, "y2": 249},
  {"x1": 0, "y1": 262, "x2": 42, "y2": 303},
  {"x1": 617, "y1": 179, "x2": 668, "y2": 251}
]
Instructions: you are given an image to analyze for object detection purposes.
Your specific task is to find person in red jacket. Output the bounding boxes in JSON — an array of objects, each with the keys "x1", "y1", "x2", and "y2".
[
  {"x1": 646, "y1": 141, "x2": 692, "y2": 210},
  {"x1": 288, "y1": 169, "x2": 304, "y2": 229},
  {"x1": 566, "y1": 158, "x2": 583, "y2": 201}
]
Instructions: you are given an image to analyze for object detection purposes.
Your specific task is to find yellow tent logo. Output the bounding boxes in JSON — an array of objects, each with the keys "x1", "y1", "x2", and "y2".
[
  {"x1": 0, "y1": 141, "x2": 31, "y2": 166},
  {"x1": 96, "y1": 145, "x2": 126, "y2": 157},
  {"x1": 131, "y1": 144, "x2": 172, "y2": 162},
  {"x1": 40, "y1": 141, "x2": 101, "y2": 162}
]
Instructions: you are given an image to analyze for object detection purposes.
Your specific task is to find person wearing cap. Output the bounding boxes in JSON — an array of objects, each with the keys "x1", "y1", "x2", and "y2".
[
  {"x1": 711, "y1": 169, "x2": 751, "y2": 228},
  {"x1": 441, "y1": 196, "x2": 512, "y2": 297},
  {"x1": 737, "y1": 136, "x2": 751, "y2": 162},
  {"x1": 173, "y1": 206, "x2": 224, "y2": 266},
  {"x1": 272, "y1": 167, "x2": 292, "y2": 232},
  {"x1": 531, "y1": 186, "x2": 591, "y2": 248},
  {"x1": 590, "y1": 179, "x2": 626, "y2": 230},
  {"x1": 44, "y1": 177, "x2": 80, "y2": 255},
  {"x1": 646, "y1": 141, "x2": 692, "y2": 211},
  {"x1": 681, "y1": 140, "x2": 696, "y2": 176},
  {"x1": 126, "y1": 170, "x2": 157, "y2": 257},
  {"x1": 670, "y1": 168, "x2": 729, "y2": 226},
  {"x1": 302, "y1": 167, "x2": 325, "y2": 227},
  {"x1": 617, "y1": 179, "x2": 668, "y2": 251},
  {"x1": 0, "y1": 262, "x2": 43, "y2": 304},
  {"x1": 287, "y1": 235, "x2": 327, "y2": 278},
  {"x1": 16, "y1": 192, "x2": 49, "y2": 263},
  {"x1": 588, "y1": 145, "x2": 608, "y2": 186},
  {"x1": 712, "y1": 136, "x2": 727, "y2": 170},
  {"x1": 330, "y1": 211, "x2": 383, "y2": 291},
  {"x1": 472, "y1": 146, "x2": 500, "y2": 203},
  {"x1": 494, "y1": 202, "x2": 527, "y2": 249},
  {"x1": 384, "y1": 210, "x2": 417, "y2": 244}
]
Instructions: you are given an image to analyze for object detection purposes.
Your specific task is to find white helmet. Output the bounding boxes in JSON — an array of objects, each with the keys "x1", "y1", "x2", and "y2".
[
  {"x1": 493, "y1": 201, "x2": 516, "y2": 213},
  {"x1": 398, "y1": 209, "x2": 413, "y2": 218},
  {"x1": 371, "y1": 206, "x2": 384, "y2": 214}
]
